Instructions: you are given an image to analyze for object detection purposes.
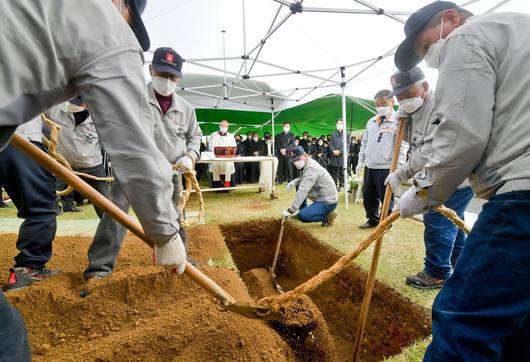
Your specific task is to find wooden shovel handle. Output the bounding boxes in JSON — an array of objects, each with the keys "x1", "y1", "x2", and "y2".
[{"x1": 10, "y1": 134, "x2": 235, "y2": 306}]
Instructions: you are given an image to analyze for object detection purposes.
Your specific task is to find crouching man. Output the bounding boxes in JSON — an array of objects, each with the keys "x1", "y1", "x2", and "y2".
[{"x1": 282, "y1": 146, "x2": 338, "y2": 227}]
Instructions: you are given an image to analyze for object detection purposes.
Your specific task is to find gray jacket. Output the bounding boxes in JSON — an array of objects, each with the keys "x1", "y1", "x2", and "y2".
[
  {"x1": 148, "y1": 83, "x2": 202, "y2": 163},
  {"x1": 415, "y1": 13, "x2": 530, "y2": 206},
  {"x1": 0, "y1": 0, "x2": 180, "y2": 246},
  {"x1": 46, "y1": 104, "x2": 103, "y2": 169},
  {"x1": 358, "y1": 112, "x2": 408, "y2": 169},
  {"x1": 328, "y1": 130, "x2": 351, "y2": 167},
  {"x1": 291, "y1": 158, "x2": 338, "y2": 210},
  {"x1": 15, "y1": 117, "x2": 42, "y2": 143}
]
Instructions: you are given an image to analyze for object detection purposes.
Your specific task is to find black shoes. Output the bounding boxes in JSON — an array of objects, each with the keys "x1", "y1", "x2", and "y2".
[
  {"x1": 63, "y1": 206, "x2": 82, "y2": 213},
  {"x1": 406, "y1": 271, "x2": 445, "y2": 290},
  {"x1": 358, "y1": 220, "x2": 377, "y2": 229}
]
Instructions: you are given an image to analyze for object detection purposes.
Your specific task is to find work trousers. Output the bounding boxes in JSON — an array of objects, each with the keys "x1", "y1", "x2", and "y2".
[
  {"x1": 0, "y1": 290, "x2": 30, "y2": 361},
  {"x1": 423, "y1": 187, "x2": 474, "y2": 280},
  {"x1": 57, "y1": 163, "x2": 109, "y2": 218},
  {"x1": 277, "y1": 155, "x2": 293, "y2": 183},
  {"x1": 328, "y1": 165, "x2": 345, "y2": 187},
  {"x1": 298, "y1": 201, "x2": 337, "y2": 223},
  {"x1": 0, "y1": 143, "x2": 56, "y2": 269},
  {"x1": 424, "y1": 191, "x2": 530, "y2": 361},
  {"x1": 84, "y1": 174, "x2": 183, "y2": 280},
  {"x1": 363, "y1": 167, "x2": 393, "y2": 224}
]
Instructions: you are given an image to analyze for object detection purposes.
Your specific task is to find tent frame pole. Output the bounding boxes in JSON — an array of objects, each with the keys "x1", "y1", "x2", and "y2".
[
  {"x1": 222, "y1": 30, "x2": 228, "y2": 100},
  {"x1": 271, "y1": 99, "x2": 276, "y2": 157},
  {"x1": 340, "y1": 66, "x2": 348, "y2": 210}
]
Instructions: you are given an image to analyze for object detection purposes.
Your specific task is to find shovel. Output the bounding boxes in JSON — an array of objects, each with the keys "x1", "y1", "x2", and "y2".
[
  {"x1": 269, "y1": 217, "x2": 286, "y2": 293},
  {"x1": 10, "y1": 134, "x2": 282, "y2": 321}
]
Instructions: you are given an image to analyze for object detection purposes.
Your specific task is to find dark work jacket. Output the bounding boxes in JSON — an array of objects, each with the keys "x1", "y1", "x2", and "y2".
[
  {"x1": 329, "y1": 130, "x2": 351, "y2": 167},
  {"x1": 242, "y1": 139, "x2": 252, "y2": 156},
  {"x1": 299, "y1": 138, "x2": 309, "y2": 153},
  {"x1": 275, "y1": 132, "x2": 295, "y2": 156},
  {"x1": 308, "y1": 143, "x2": 317, "y2": 156},
  {"x1": 236, "y1": 141, "x2": 246, "y2": 156},
  {"x1": 314, "y1": 145, "x2": 329, "y2": 167},
  {"x1": 248, "y1": 140, "x2": 266, "y2": 156}
]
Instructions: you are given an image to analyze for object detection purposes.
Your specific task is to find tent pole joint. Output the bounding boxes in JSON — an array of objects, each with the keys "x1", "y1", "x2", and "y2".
[{"x1": 290, "y1": 2, "x2": 303, "y2": 14}]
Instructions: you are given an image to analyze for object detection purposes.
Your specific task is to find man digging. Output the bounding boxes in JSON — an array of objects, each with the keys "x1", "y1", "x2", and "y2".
[{"x1": 282, "y1": 146, "x2": 338, "y2": 227}]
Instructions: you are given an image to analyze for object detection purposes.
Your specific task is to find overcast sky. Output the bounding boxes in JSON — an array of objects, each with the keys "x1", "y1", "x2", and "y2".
[{"x1": 141, "y1": 0, "x2": 529, "y2": 108}]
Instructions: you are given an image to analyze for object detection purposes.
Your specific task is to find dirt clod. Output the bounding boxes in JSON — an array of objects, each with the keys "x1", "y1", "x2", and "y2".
[{"x1": 35, "y1": 343, "x2": 51, "y2": 355}]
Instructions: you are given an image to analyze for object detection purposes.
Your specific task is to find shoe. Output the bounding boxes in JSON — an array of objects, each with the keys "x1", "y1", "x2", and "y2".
[
  {"x1": 80, "y1": 273, "x2": 110, "y2": 298},
  {"x1": 405, "y1": 271, "x2": 445, "y2": 290},
  {"x1": 322, "y1": 211, "x2": 337, "y2": 227},
  {"x1": 5, "y1": 267, "x2": 62, "y2": 292},
  {"x1": 0, "y1": 203, "x2": 9, "y2": 209},
  {"x1": 63, "y1": 206, "x2": 82, "y2": 212},
  {"x1": 358, "y1": 221, "x2": 377, "y2": 229}
]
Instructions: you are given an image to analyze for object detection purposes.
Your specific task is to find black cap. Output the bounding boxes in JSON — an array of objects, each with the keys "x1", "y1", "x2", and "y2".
[
  {"x1": 152, "y1": 47, "x2": 184, "y2": 78},
  {"x1": 394, "y1": 1, "x2": 457, "y2": 71},
  {"x1": 68, "y1": 96, "x2": 84, "y2": 106},
  {"x1": 287, "y1": 146, "x2": 305, "y2": 162},
  {"x1": 390, "y1": 67, "x2": 425, "y2": 96},
  {"x1": 127, "y1": 0, "x2": 150, "y2": 51}
]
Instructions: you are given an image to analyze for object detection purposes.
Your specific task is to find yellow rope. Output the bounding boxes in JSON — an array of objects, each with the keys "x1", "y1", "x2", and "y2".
[
  {"x1": 261, "y1": 205, "x2": 469, "y2": 311},
  {"x1": 173, "y1": 163, "x2": 205, "y2": 226}
]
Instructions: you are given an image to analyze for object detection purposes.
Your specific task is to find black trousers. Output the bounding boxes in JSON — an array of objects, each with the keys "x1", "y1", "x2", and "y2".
[
  {"x1": 0, "y1": 143, "x2": 57, "y2": 269},
  {"x1": 277, "y1": 155, "x2": 293, "y2": 183},
  {"x1": 247, "y1": 162, "x2": 260, "y2": 183},
  {"x1": 235, "y1": 162, "x2": 245, "y2": 184},
  {"x1": 363, "y1": 167, "x2": 393, "y2": 224},
  {"x1": 329, "y1": 165, "x2": 345, "y2": 187},
  {"x1": 56, "y1": 163, "x2": 109, "y2": 218}
]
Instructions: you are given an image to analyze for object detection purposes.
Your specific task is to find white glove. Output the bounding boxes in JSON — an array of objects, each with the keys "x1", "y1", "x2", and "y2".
[
  {"x1": 395, "y1": 108, "x2": 409, "y2": 120},
  {"x1": 384, "y1": 172, "x2": 402, "y2": 193},
  {"x1": 355, "y1": 163, "x2": 364, "y2": 175},
  {"x1": 286, "y1": 179, "x2": 298, "y2": 192},
  {"x1": 176, "y1": 155, "x2": 193, "y2": 171},
  {"x1": 153, "y1": 233, "x2": 187, "y2": 274},
  {"x1": 282, "y1": 209, "x2": 294, "y2": 219},
  {"x1": 394, "y1": 186, "x2": 427, "y2": 219}
]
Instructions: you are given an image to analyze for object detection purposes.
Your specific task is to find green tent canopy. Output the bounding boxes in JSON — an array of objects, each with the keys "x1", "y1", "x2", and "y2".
[{"x1": 197, "y1": 94, "x2": 376, "y2": 137}]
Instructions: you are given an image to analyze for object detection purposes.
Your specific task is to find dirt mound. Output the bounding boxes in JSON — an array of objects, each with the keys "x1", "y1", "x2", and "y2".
[
  {"x1": 221, "y1": 219, "x2": 432, "y2": 362},
  {"x1": 0, "y1": 225, "x2": 295, "y2": 361}
]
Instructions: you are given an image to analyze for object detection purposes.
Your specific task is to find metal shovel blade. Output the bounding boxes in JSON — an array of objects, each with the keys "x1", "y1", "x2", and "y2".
[{"x1": 222, "y1": 301, "x2": 284, "y2": 321}]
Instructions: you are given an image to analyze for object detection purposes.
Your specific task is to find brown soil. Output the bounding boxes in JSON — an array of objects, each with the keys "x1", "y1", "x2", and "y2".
[
  {"x1": 0, "y1": 226, "x2": 296, "y2": 361},
  {"x1": 220, "y1": 219, "x2": 432, "y2": 362}
]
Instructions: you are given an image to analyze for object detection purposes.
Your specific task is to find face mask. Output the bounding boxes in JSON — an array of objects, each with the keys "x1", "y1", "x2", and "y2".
[
  {"x1": 294, "y1": 141, "x2": 299, "y2": 145},
  {"x1": 318, "y1": 141, "x2": 323, "y2": 146},
  {"x1": 424, "y1": 18, "x2": 445, "y2": 69},
  {"x1": 152, "y1": 76, "x2": 178, "y2": 96},
  {"x1": 336, "y1": 124, "x2": 344, "y2": 131},
  {"x1": 283, "y1": 127, "x2": 290, "y2": 133},
  {"x1": 219, "y1": 127, "x2": 228, "y2": 133},
  {"x1": 253, "y1": 137, "x2": 258, "y2": 142},
  {"x1": 293, "y1": 160, "x2": 305, "y2": 169},
  {"x1": 66, "y1": 102, "x2": 85, "y2": 113},
  {"x1": 303, "y1": 135, "x2": 307, "y2": 139},
  {"x1": 399, "y1": 96, "x2": 424, "y2": 113},
  {"x1": 376, "y1": 106, "x2": 391, "y2": 116}
]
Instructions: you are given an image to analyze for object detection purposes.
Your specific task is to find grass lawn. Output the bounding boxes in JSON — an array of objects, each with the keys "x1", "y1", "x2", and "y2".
[{"x1": 1, "y1": 184, "x2": 436, "y2": 360}]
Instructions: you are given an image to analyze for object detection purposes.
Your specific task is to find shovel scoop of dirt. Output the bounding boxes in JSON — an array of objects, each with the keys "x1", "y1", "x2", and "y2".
[{"x1": 242, "y1": 268, "x2": 337, "y2": 361}]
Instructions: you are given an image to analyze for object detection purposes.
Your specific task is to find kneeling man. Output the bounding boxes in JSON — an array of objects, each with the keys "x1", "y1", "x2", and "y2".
[{"x1": 282, "y1": 146, "x2": 338, "y2": 227}]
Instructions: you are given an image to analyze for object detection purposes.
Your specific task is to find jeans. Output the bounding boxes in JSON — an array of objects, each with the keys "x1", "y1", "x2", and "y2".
[
  {"x1": 56, "y1": 163, "x2": 109, "y2": 218},
  {"x1": 0, "y1": 143, "x2": 57, "y2": 269},
  {"x1": 423, "y1": 187, "x2": 474, "y2": 280},
  {"x1": 0, "y1": 290, "x2": 30, "y2": 361},
  {"x1": 424, "y1": 191, "x2": 530, "y2": 362},
  {"x1": 363, "y1": 167, "x2": 393, "y2": 224},
  {"x1": 298, "y1": 201, "x2": 337, "y2": 223}
]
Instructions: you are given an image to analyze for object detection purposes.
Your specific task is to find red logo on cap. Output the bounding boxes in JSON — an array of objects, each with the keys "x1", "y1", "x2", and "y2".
[{"x1": 166, "y1": 53, "x2": 175, "y2": 62}]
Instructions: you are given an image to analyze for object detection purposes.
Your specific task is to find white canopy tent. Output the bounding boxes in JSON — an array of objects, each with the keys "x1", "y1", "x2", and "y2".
[{"x1": 143, "y1": 0, "x2": 523, "y2": 209}]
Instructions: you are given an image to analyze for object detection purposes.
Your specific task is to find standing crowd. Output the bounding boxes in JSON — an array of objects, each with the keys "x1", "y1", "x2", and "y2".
[{"x1": 1, "y1": 0, "x2": 529, "y2": 361}]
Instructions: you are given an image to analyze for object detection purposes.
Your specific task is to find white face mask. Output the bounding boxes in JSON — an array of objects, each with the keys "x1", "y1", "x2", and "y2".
[
  {"x1": 318, "y1": 141, "x2": 323, "y2": 146},
  {"x1": 376, "y1": 106, "x2": 391, "y2": 117},
  {"x1": 336, "y1": 123, "x2": 344, "y2": 131},
  {"x1": 293, "y1": 160, "x2": 305, "y2": 169},
  {"x1": 424, "y1": 18, "x2": 445, "y2": 69},
  {"x1": 253, "y1": 137, "x2": 258, "y2": 142},
  {"x1": 399, "y1": 96, "x2": 424, "y2": 114},
  {"x1": 219, "y1": 127, "x2": 228, "y2": 133},
  {"x1": 66, "y1": 102, "x2": 85, "y2": 113},
  {"x1": 283, "y1": 127, "x2": 290, "y2": 133},
  {"x1": 152, "y1": 76, "x2": 178, "y2": 96}
]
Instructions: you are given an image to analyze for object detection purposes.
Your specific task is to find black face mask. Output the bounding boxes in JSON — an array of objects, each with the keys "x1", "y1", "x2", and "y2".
[{"x1": 264, "y1": 135, "x2": 270, "y2": 140}]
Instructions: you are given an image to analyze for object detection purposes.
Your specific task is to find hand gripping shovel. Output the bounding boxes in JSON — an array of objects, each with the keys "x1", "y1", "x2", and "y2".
[
  {"x1": 269, "y1": 217, "x2": 286, "y2": 293},
  {"x1": 10, "y1": 134, "x2": 282, "y2": 321}
]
